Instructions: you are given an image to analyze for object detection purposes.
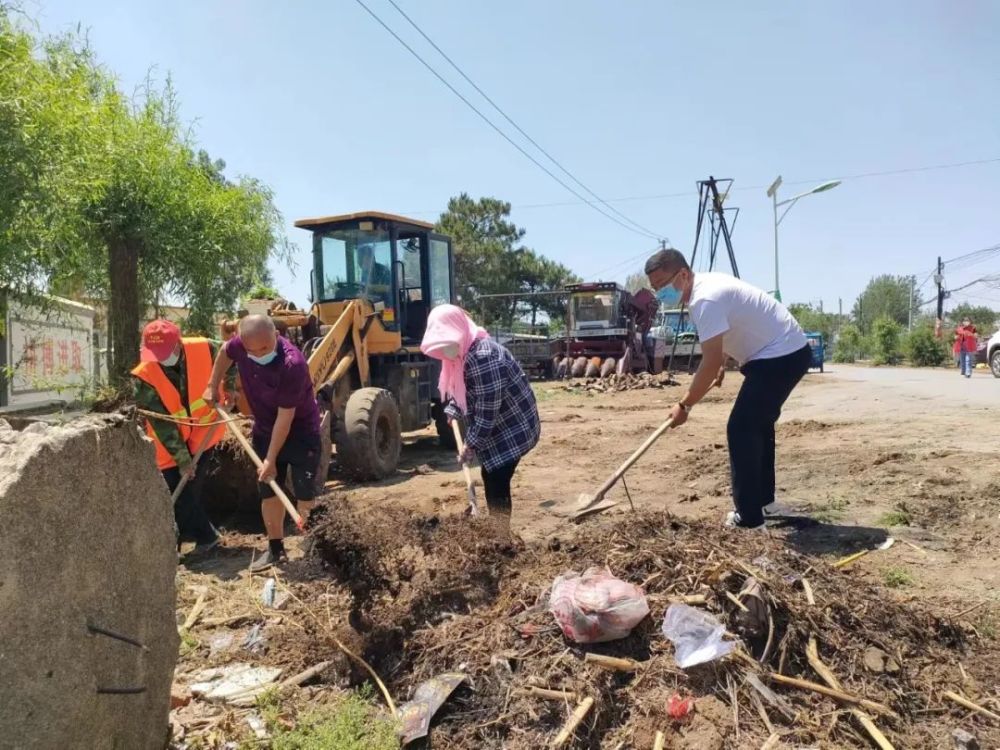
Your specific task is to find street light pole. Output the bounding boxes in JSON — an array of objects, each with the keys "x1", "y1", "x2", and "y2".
[
  {"x1": 767, "y1": 176, "x2": 782, "y2": 301},
  {"x1": 773, "y1": 190, "x2": 780, "y2": 301},
  {"x1": 766, "y1": 177, "x2": 841, "y2": 303}
]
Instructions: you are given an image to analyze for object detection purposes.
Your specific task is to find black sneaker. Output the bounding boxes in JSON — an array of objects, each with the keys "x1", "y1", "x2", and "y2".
[
  {"x1": 249, "y1": 548, "x2": 286, "y2": 573},
  {"x1": 190, "y1": 537, "x2": 220, "y2": 556}
]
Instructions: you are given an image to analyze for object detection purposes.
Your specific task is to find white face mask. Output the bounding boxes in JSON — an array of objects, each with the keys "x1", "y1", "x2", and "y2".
[
  {"x1": 161, "y1": 351, "x2": 180, "y2": 367},
  {"x1": 435, "y1": 343, "x2": 460, "y2": 360}
]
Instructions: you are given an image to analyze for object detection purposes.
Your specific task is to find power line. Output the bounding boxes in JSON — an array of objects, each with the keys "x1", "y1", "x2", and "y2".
[
  {"x1": 944, "y1": 244, "x2": 1000, "y2": 271},
  {"x1": 354, "y1": 0, "x2": 661, "y2": 241},
  {"x1": 384, "y1": 0, "x2": 664, "y2": 240},
  {"x1": 589, "y1": 245, "x2": 662, "y2": 280},
  {"x1": 405, "y1": 156, "x2": 1000, "y2": 216}
]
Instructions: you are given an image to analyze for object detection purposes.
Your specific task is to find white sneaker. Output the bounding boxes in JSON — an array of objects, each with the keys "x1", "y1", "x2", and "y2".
[{"x1": 724, "y1": 510, "x2": 768, "y2": 533}]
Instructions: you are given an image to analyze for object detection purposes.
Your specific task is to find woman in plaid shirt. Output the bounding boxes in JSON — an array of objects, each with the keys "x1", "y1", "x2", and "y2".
[{"x1": 421, "y1": 305, "x2": 541, "y2": 531}]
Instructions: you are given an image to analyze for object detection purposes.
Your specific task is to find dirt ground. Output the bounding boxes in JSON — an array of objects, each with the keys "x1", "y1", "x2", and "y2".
[
  {"x1": 173, "y1": 364, "x2": 1000, "y2": 748},
  {"x1": 305, "y1": 364, "x2": 1000, "y2": 607}
]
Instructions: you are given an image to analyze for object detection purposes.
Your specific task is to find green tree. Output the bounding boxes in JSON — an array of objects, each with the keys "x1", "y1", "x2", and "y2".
[
  {"x1": 437, "y1": 194, "x2": 577, "y2": 328},
  {"x1": 903, "y1": 325, "x2": 948, "y2": 367},
  {"x1": 788, "y1": 303, "x2": 838, "y2": 342},
  {"x1": 0, "y1": 14, "x2": 101, "y2": 306},
  {"x1": 948, "y1": 303, "x2": 997, "y2": 333},
  {"x1": 833, "y1": 323, "x2": 864, "y2": 363},
  {"x1": 0, "y1": 9, "x2": 290, "y2": 382},
  {"x1": 852, "y1": 275, "x2": 914, "y2": 333},
  {"x1": 437, "y1": 193, "x2": 523, "y2": 324},
  {"x1": 871, "y1": 316, "x2": 903, "y2": 365}
]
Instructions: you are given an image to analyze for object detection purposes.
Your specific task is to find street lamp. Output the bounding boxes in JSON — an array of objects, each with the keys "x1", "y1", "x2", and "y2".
[{"x1": 767, "y1": 177, "x2": 841, "y2": 302}]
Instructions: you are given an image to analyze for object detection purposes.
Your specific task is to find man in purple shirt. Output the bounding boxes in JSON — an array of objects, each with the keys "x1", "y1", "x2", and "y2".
[{"x1": 206, "y1": 315, "x2": 322, "y2": 571}]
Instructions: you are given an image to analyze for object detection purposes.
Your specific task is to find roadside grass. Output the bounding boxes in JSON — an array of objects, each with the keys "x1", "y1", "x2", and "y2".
[
  {"x1": 882, "y1": 567, "x2": 915, "y2": 588},
  {"x1": 238, "y1": 687, "x2": 399, "y2": 750},
  {"x1": 876, "y1": 508, "x2": 912, "y2": 527},
  {"x1": 811, "y1": 495, "x2": 849, "y2": 524}
]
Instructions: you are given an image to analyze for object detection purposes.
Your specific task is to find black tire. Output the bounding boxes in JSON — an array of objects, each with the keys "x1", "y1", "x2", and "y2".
[
  {"x1": 991, "y1": 350, "x2": 1000, "y2": 379},
  {"x1": 433, "y1": 401, "x2": 457, "y2": 450},
  {"x1": 335, "y1": 388, "x2": 401, "y2": 480}
]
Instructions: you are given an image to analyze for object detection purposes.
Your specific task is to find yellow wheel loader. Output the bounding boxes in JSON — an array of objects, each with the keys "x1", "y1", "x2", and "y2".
[{"x1": 233, "y1": 212, "x2": 456, "y2": 483}]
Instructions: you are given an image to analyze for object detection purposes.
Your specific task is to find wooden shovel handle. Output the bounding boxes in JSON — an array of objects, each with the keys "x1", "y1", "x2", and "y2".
[
  {"x1": 170, "y1": 412, "x2": 226, "y2": 503},
  {"x1": 216, "y1": 406, "x2": 303, "y2": 528},
  {"x1": 451, "y1": 421, "x2": 476, "y2": 489},
  {"x1": 593, "y1": 417, "x2": 674, "y2": 498}
]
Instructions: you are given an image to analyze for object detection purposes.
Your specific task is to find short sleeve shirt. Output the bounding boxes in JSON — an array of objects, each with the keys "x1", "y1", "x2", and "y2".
[
  {"x1": 224, "y1": 335, "x2": 321, "y2": 441},
  {"x1": 688, "y1": 272, "x2": 807, "y2": 365}
]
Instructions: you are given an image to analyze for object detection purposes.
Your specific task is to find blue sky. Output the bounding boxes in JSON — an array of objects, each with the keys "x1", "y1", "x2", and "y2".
[{"x1": 34, "y1": 0, "x2": 1000, "y2": 314}]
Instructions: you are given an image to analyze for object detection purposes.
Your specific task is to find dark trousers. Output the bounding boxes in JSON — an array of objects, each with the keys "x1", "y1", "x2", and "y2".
[
  {"x1": 728, "y1": 345, "x2": 811, "y2": 527},
  {"x1": 480, "y1": 458, "x2": 521, "y2": 514},
  {"x1": 162, "y1": 448, "x2": 218, "y2": 545}
]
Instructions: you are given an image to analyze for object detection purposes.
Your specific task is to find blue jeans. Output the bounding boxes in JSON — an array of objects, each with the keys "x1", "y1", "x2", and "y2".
[{"x1": 960, "y1": 351, "x2": 973, "y2": 377}]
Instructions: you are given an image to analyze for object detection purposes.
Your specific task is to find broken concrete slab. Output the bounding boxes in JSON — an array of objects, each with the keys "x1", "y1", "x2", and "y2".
[{"x1": 0, "y1": 415, "x2": 178, "y2": 750}]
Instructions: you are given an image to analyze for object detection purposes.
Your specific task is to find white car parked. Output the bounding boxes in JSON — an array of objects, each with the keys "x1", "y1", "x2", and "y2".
[{"x1": 987, "y1": 330, "x2": 1000, "y2": 378}]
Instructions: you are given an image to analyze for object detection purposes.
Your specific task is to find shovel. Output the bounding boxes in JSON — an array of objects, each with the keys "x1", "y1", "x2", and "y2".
[
  {"x1": 170, "y1": 410, "x2": 227, "y2": 503},
  {"x1": 217, "y1": 406, "x2": 304, "y2": 530},
  {"x1": 451, "y1": 421, "x2": 479, "y2": 517},
  {"x1": 571, "y1": 416, "x2": 675, "y2": 521}
]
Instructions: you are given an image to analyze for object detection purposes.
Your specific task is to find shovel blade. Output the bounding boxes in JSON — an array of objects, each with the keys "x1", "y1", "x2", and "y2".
[{"x1": 571, "y1": 500, "x2": 618, "y2": 522}]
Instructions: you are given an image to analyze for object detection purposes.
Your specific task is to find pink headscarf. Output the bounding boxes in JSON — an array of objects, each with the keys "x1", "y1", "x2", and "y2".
[{"x1": 420, "y1": 304, "x2": 489, "y2": 414}]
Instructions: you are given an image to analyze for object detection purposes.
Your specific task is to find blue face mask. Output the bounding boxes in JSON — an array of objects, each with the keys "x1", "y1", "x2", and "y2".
[
  {"x1": 249, "y1": 349, "x2": 278, "y2": 366},
  {"x1": 657, "y1": 285, "x2": 683, "y2": 308}
]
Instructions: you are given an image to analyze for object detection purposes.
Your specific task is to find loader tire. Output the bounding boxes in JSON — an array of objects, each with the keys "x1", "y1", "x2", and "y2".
[{"x1": 335, "y1": 388, "x2": 401, "y2": 480}]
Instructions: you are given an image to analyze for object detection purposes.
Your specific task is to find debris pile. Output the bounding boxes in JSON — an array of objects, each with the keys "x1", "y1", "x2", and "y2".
[
  {"x1": 171, "y1": 507, "x2": 1000, "y2": 749},
  {"x1": 559, "y1": 371, "x2": 680, "y2": 394},
  {"x1": 395, "y1": 513, "x2": 997, "y2": 748}
]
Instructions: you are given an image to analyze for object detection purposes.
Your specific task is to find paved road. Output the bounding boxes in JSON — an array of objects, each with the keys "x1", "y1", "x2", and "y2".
[
  {"x1": 787, "y1": 363, "x2": 998, "y2": 423},
  {"x1": 827, "y1": 363, "x2": 1000, "y2": 404}
]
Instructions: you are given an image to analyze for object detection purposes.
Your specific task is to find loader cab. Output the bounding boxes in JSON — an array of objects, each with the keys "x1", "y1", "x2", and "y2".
[{"x1": 295, "y1": 211, "x2": 455, "y2": 344}]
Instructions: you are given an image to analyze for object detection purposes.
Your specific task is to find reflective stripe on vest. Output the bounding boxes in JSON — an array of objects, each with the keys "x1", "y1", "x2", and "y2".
[{"x1": 131, "y1": 338, "x2": 225, "y2": 470}]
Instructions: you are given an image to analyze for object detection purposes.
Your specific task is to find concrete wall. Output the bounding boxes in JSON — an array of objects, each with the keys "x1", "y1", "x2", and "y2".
[{"x1": 0, "y1": 415, "x2": 178, "y2": 750}]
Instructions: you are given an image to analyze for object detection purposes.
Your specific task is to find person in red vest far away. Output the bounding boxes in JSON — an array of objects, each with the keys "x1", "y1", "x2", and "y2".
[
  {"x1": 131, "y1": 320, "x2": 231, "y2": 557},
  {"x1": 954, "y1": 317, "x2": 978, "y2": 379}
]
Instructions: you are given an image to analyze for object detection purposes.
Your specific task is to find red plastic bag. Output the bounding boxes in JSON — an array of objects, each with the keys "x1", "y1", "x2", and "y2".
[
  {"x1": 548, "y1": 567, "x2": 650, "y2": 644},
  {"x1": 667, "y1": 693, "x2": 694, "y2": 720}
]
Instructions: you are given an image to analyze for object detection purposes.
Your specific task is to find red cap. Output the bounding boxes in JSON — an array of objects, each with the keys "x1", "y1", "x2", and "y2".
[{"x1": 141, "y1": 320, "x2": 181, "y2": 362}]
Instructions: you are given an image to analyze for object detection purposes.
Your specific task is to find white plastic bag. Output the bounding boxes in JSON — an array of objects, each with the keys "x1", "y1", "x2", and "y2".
[
  {"x1": 548, "y1": 567, "x2": 649, "y2": 644},
  {"x1": 661, "y1": 603, "x2": 735, "y2": 668}
]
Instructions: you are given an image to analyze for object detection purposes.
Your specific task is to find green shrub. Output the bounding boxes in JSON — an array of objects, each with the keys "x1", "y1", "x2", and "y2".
[
  {"x1": 871, "y1": 317, "x2": 902, "y2": 365},
  {"x1": 903, "y1": 326, "x2": 948, "y2": 367},
  {"x1": 833, "y1": 323, "x2": 864, "y2": 363}
]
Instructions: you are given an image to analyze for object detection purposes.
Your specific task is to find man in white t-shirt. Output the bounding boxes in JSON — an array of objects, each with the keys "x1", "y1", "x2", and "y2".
[{"x1": 645, "y1": 248, "x2": 811, "y2": 530}]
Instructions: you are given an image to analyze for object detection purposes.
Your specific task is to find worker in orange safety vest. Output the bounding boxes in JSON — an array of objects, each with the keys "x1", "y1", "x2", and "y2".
[{"x1": 131, "y1": 320, "x2": 232, "y2": 556}]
